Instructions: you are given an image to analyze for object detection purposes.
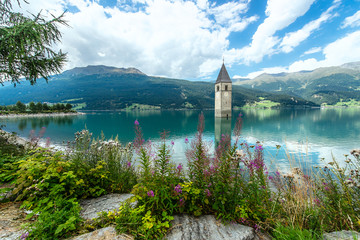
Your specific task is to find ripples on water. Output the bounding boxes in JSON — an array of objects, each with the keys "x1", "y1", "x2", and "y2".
[{"x1": 1, "y1": 108, "x2": 360, "y2": 173}]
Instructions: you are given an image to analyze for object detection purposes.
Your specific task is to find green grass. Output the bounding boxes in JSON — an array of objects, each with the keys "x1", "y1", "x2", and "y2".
[
  {"x1": 125, "y1": 103, "x2": 161, "y2": 110},
  {"x1": 239, "y1": 99, "x2": 280, "y2": 109},
  {"x1": 322, "y1": 99, "x2": 360, "y2": 108},
  {"x1": 61, "y1": 98, "x2": 84, "y2": 102},
  {"x1": 183, "y1": 102, "x2": 195, "y2": 109},
  {"x1": 71, "y1": 103, "x2": 87, "y2": 110}
]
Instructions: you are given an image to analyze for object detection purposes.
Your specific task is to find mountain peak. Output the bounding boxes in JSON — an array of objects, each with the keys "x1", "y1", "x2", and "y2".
[
  {"x1": 63, "y1": 65, "x2": 146, "y2": 76},
  {"x1": 340, "y1": 61, "x2": 360, "y2": 71}
]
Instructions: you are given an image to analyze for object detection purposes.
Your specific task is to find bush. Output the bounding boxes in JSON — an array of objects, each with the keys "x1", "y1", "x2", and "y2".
[
  {"x1": 25, "y1": 197, "x2": 81, "y2": 240},
  {"x1": 8, "y1": 129, "x2": 138, "y2": 239},
  {"x1": 67, "y1": 129, "x2": 137, "y2": 196}
]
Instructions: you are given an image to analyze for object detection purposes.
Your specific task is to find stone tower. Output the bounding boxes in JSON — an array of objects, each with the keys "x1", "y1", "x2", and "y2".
[{"x1": 215, "y1": 62, "x2": 232, "y2": 118}]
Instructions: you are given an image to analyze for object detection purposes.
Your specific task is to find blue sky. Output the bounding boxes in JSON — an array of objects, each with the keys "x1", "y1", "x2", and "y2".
[{"x1": 16, "y1": 0, "x2": 360, "y2": 80}]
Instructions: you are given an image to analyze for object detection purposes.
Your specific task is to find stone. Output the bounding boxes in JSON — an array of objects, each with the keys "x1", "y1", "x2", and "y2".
[
  {"x1": 323, "y1": 230, "x2": 360, "y2": 240},
  {"x1": 69, "y1": 226, "x2": 133, "y2": 240},
  {"x1": 80, "y1": 193, "x2": 133, "y2": 220},
  {"x1": 166, "y1": 214, "x2": 263, "y2": 240},
  {"x1": 0, "y1": 230, "x2": 25, "y2": 240},
  {"x1": 0, "y1": 202, "x2": 31, "y2": 240}
]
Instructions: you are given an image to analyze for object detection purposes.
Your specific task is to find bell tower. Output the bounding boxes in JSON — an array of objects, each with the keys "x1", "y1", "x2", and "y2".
[{"x1": 215, "y1": 62, "x2": 232, "y2": 118}]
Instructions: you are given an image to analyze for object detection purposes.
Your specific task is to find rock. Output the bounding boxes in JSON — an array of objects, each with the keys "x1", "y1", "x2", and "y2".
[
  {"x1": 166, "y1": 215, "x2": 262, "y2": 240},
  {"x1": 0, "y1": 230, "x2": 25, "y2": 240},
  {"x1": 69, "y1": 226, "x2": 133, "y2": 240},
  {"x1": 80, "y1": 193, "x2": 133, "y2": 220},
  {"x1": 0, "y1": 202, "x2": 31, "y2": 240},
  {"x1": 323, "y1": 230, "x2": 360, "y2": 240}
]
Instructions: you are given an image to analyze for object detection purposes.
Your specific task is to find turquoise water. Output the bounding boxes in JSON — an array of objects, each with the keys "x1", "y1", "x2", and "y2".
[{"x1": 1, "y1": 108, "x2": 360, "y2": 172}]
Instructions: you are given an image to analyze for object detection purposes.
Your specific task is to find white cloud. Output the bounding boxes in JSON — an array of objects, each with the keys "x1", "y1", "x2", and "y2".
[
  {"x1": 228, "y1": 0, "x2": 316, "y2": 64},
  {"x1": 303, "y1": 47, "x2": 322, "y2": 55},
  {"x1": 242, "y1": 30, "x2": 360, "y2": 78},
  {"x1": 289, "y1": 30, "x2": 360, "y2": 71},
  {"x1": 341, "y1": 10, "x2": 360, "y2": 28},
  {"x1": 13, "y1": 0, "x2": 257, "y2": 79},
  {"x1": 207, "y1": 0, "x2": 258, "y2": 32},
  {"x1": 280, "y1": 2, "x2": 339, "y2": 53}
]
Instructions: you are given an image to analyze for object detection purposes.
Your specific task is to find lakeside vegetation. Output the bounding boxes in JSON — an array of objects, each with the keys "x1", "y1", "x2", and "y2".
[
  {"x1": 0, "y1": 101, "x2": 75, "y2": 115},
  {"x1": 125, "y1": 103, "x2": 161, "y2": 111},
  {"x1": 236, "y1": 97, "x2": 281, "y2": 109},
  {"x1": 1, "y1": 113, "x2": 360, "y2": 239},
  {"x1": 321, "y1": 99, "x2": 360, "y2": 108}
]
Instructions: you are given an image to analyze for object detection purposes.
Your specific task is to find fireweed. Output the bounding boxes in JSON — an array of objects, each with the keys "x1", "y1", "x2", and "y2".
[
  {"x1": 121, "y1": 121, "x2": 182, "y2": 239},
  {"x1": 311, "y1": 152, "x2": 360, "y2": 232}
]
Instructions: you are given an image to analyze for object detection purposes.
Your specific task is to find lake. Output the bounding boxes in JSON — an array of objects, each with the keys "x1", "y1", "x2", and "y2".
[{"x1": 1, "y1": 108, "x2": 360, "y2": 173}]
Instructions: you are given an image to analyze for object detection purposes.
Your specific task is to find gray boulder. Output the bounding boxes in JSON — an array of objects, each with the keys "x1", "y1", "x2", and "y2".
[
  {"x1": 69, "y1": 226, "x2": 133, "y2": 240},
  {"x1": 166, "y1": 215, "x2": 264, "y2": 240},
  {"x1": 0, "y1": 230, "x2": 24, "y2": 240},
  {"x1": 80, "y1": 193, "x2": 133, "y2": 220},
  {"x1": 323, "y1": 230, "x2": 360, "y2": 240}
]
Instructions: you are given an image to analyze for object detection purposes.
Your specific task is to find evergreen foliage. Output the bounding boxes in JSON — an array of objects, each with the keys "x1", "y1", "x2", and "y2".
[{"x1": 0, "y1": 0, "x2": 68, "y2": 85}]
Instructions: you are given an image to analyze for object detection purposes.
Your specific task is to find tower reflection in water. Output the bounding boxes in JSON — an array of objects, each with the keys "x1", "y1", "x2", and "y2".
[{"x1": 214, "y1": 117, "x2": 232, "y2": 149}]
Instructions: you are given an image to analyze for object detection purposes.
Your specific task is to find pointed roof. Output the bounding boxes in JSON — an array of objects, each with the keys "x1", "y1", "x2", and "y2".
[{"x1": 216, "y1": 63, "x2": 232, "y2": 84}]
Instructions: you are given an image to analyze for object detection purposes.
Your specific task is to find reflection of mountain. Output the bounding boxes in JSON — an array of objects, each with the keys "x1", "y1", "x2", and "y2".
[{"x1": 237, "y1": 108, "x2": 360, "y2": 149}]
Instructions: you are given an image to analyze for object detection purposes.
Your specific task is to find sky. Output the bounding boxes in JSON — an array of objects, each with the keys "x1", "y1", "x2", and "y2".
[{"x1": 14, "y1": 0, "x2": 360, "y2": 80}]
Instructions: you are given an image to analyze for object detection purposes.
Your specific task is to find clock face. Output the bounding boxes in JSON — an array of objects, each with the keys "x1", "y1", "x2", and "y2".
[{"x1": 224, "y1": 92, "x2": 228, "y2": 97}]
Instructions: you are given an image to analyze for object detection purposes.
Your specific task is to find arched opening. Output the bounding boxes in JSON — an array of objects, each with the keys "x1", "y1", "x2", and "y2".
[
  {"x1": 225, "y1": 85, "x2": 228, "y2": 91},
  {"x1": 217, "y1": 86, "x2": 219, "y2": 92}
]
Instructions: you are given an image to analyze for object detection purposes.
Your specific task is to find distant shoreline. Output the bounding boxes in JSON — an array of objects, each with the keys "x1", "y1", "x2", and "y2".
[{"x1": 0, "y1": 112, "x2": 85, "y2": 118}]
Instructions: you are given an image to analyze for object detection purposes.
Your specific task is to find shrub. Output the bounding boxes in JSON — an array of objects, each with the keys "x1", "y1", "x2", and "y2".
[
  {"x1": 67, "y1": 129, "x2": 137, "y2": 196},
  {"x1": 25, "y1": 197, "x2": 81, "y2": 240}
]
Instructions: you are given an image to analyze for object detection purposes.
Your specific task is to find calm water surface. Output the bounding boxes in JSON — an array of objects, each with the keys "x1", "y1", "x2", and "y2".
[{"x1": 1, "y1": 108, "x2": 360, "y2": 172}]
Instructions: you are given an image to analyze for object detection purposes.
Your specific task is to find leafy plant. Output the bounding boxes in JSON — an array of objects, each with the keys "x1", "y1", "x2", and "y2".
[
  {"x1": 272, "y1": 223, "x2": 320, "y2": 240},
  {"x1": 25, "y1": 197, "x2": 81, "y2": 240},
  {"x1": 67, "y1": 129, "x2": 137, "y2": 196}
]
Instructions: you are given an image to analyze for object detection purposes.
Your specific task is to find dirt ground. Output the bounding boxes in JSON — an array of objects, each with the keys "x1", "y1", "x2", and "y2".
[{"x1": 0, "y1": 201, "x2": 34, "y2": 239}]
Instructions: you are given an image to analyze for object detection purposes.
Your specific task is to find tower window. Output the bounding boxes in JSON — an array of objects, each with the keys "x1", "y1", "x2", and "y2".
[
  {"x1": 217, "y1": 86, "x2": 219, "y2": 92},
  {"x1": 225, "y1": 85, "x2": 228, "y2": 91}
]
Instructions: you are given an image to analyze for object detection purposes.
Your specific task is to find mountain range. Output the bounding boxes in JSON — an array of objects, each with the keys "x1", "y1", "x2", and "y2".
[
  {"x1": 0, "y1": 65, "x2": 316, "y2": 110},
  {"x1": 234, "y1": 61, "x2": 360, "y2": 105}
]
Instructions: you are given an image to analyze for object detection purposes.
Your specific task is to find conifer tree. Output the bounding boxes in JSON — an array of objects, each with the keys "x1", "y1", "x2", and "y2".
[{"x1": 0, "y1": 0, "x2": 68, "y2": 86}]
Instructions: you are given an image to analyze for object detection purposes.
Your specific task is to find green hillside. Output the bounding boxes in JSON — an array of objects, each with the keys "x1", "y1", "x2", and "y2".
[
  {"x1": 234, "y1": 62, "x2": 360, "y2": 105},
  {"x1": 0, "y1": 65, "x2": 317, "y2": 110}
]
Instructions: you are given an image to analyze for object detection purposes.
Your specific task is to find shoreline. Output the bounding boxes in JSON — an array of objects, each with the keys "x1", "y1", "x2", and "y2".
[
  {"x1": 0, "y1": 112, "x2": 85, "y2": 118},
  {"x1": 0, "y1": 129, "x2": 66, "y2": 151}
]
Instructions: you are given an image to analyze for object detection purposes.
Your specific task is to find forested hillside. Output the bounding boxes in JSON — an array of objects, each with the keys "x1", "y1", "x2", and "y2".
[{"x1": 0, "y1": 65, "x2": 317, "y2": 110}]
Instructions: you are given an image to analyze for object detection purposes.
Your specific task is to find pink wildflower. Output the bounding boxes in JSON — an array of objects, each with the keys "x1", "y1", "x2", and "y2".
[
  {"x1": 147, "y1": 190, "x2": 154, "y2": 197},
  {"x1": 177, "y1": 164, "x2": 183, "y2": 172},
  {"x1": 174, "y1": 184, "x2": 182, "y2": 194},
  {"x1": 179, "y1": 198, "x2": 185, "y2": 207},
  {"x1": 205, "y1": 189, "x2": 211, "y2": 197}
]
